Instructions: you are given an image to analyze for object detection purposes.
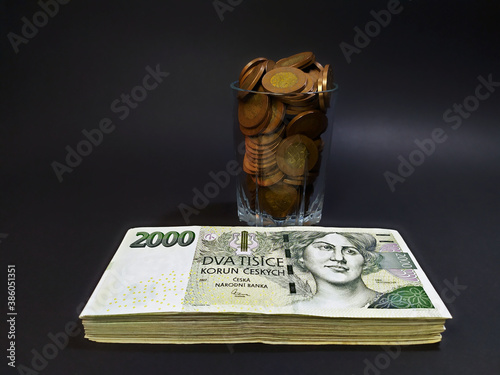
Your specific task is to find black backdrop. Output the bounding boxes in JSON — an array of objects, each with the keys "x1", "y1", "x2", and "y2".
[{"x1": 1, "y1": 1, "x2": 499, "y2": 374}]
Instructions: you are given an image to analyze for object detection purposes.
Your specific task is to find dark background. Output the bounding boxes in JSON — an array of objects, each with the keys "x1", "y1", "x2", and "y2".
[{"x1": 1, "y1": 0, "x2": 499, "y2": 374}]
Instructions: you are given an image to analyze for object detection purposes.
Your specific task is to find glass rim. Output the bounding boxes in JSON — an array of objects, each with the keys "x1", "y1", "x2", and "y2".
[{"x1": 230, "y1": 80, "x2": 339, "y2": 95}]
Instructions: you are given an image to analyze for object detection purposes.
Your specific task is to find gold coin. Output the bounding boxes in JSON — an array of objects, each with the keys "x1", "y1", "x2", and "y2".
[
  {"x1": 261, "y1": 67, "x2": 307, "y2": 94},
  {"x1": 258, "y1": 182, "x2": 298, "y2": 218},
  {"x1": 276, "y1": 135, "x2": 318, "y2": 177},
  {"x1": 239, "y1": 57, "x2": 267, "y2": 83},
  {"x1": 238, "y1": 90, "x2": 270, "y2": 128},
  {"x1": 286, "y1": 110, "x2": 328, "y2": 139},
  {"x1": 275, "y1": 52, "x2": 315, "y2": 69}
]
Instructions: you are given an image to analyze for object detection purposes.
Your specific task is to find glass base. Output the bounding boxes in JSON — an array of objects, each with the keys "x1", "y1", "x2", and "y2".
[{"x1": 237, "y1": 190, "x2": 323, "y2": 227}]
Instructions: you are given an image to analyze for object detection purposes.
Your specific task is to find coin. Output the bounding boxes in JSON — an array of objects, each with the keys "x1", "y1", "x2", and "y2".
[
  {"x1": 238, "y1": 62, "x2": 266, "y2": 99},
  {"x1": 264, "y1": 59, "x2": 276, "y2": 72},
  {"x1": 239, "y1": 110, "x2": 271, "y2": 136},
  {"x1": 260, "y1": 98, "x2": 286, "y2": 135},
  {"x1": 276, "y1": 135, "x2": 318, "y2": 177},
  {"x1": 314, "y1": 138, "x2": 324, "y2": 152},
  {"x1": 239, "y1": 57, "x2": 267, "y2": 83},
  {"x1": 246, "y1": 134, "x2": 280, "y2": 151},
  {"x1": 245, "y1": 153, "x2": 277, "y2": 169},
  {"x1": 318, "y1": 64, "x2": 334, "y2": 111},
  {"x1": 238, "y1": 90, "x2": 271, "y2": 128},
  {"x1": 257, "y1": 182, "x2": 298, "y2": 217},
  {"x1": 275, "y1": 51, "x2": 315, "y2": 69},
  {"x1": 253, "y1": 170, "x2": 284, "y2": 187},
  {"x1": 261, "y1": 67, "x2": 307, "y2": 94},
  {"x1": 245, "y1": 159, "x2": 278, "y2": 177},
  {"x1": 286, "y1": 110, "x2": 328, "y2": 139},
  {"x1": 248, "y1": 125, "x2": 284, "y2": 146},
  {"x1": 283, "y1": 177, "x2": 305, "y2": 186}
]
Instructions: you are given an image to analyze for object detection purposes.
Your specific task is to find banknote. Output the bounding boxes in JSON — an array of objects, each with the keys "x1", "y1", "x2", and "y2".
[{"x1": 80, "y1": 226, "x2": 451, "y2": 320}]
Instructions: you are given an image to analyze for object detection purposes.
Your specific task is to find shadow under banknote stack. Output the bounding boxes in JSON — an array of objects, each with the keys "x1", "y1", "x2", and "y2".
[{"x1": 231, "y1": 52, "x2": 339, "y2": 226}]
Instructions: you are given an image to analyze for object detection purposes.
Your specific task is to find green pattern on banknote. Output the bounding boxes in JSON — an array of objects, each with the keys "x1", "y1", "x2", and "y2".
[{"x1": 368, "y1": 286, "x2": 434, "y2": 309}]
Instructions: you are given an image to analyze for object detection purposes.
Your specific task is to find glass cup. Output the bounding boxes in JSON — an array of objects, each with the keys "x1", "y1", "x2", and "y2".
[{"x1": 231, "y1": 81, "x2": 338, "y2": 226}]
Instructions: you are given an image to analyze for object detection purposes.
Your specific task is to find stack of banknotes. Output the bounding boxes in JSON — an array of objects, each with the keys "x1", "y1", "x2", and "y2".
[{"x1": 80, "y1": 226, "x2": 451, "y2": 345}]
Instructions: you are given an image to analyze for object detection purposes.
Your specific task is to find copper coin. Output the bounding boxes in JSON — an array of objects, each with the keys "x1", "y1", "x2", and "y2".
[
  {"x1": 246, "y1": 153, "x2": 277, "y2": 168},
  {"x1": 256, "y1": 164, "x2": 280, "y2": 177},
  {"x1": 261, "y1": 67, "x2": 307, "y2": 94},
  {"x1": 318, "y1": 64, "x2": 334, "y2": 111},
  {"x1": 239, "y1": 107, "x2": 271, "y2": 136},
  {"x1": 239, "y1": 57, "x2": 267, "y2": 82},
  {"x1": 283, "y1": 177, "x2": 305, "y2": 186},
  {"x1": 275, "y1": 52, "x2": 315, "y2": 69},
  {"x1": 280, "y1": 92, "x2": 308, "y2": 104},
  {"x1": 285, "y1": 105, "x2": 317, "y2": 116},
  {"x1": 245, "y1": 137, "x2": 279, "y2": 156},
  {"x1": 304, "y1": 61, "x2": 323, "y2": 76},
  {"x1": 245, "y1": 149, "x2": 277, "y2": 165},
  {"x1": 323, "y1": 64, "x2": 334, "y2": 106},
  {"x1": 246, "y1": 152, "x2": 278, "y2": 165},
  {"x1": 243, "y1": 153, "x2": 258, "y2": 174},
  {"x1": 260, "y1": 98, "x2": 286, "y2": 134},
  {"x1": 280, "y1": 91, "x2": 316, "y2": 106},
  {"x1": 286, "y1": 110, "x2": 328, "y2": 139},
  {"x1": 314, "y1": 138, "x2": 324, "y2": 152},
  {"x1": 276, "y1": 135, "x2": 318, "y2": 177},
  {"x1": 245, "y1": 135, "x2": 280, "y2": 151},
  {"x1": 257, "y1": 182, "x2": 298, "y2": 217},
  {"x1": 264, "y1": 59, "x2": 276, "y2": 72},
  {"x1": 249, "y1": 124, "x2": 285, "y2": 146},
  {"x1": 245, "y1": 145, "x2": 277, "y2": 160},
  {"x1": 252, "y1": 170, "x2": 284, "y2": 187},
  {"x1": 301, "y1": 76, "x2": 314, "y2": 93},
  {"x1": 238, "y1": 62, "x2": 266, "y2": 99},
  {"x1": 238, "y1": 90, "x2": 271, "y2": 128}
]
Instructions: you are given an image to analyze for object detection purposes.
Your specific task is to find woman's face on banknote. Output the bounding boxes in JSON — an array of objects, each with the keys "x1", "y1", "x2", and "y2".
[{"x1": 303, "y1": 233, "x2": 365, "y2": 285}]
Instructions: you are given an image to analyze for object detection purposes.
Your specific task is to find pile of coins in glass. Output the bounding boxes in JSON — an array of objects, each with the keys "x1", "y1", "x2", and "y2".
[{"x1": 237, "y1": 52, "x2": 334, "y2": 219}]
